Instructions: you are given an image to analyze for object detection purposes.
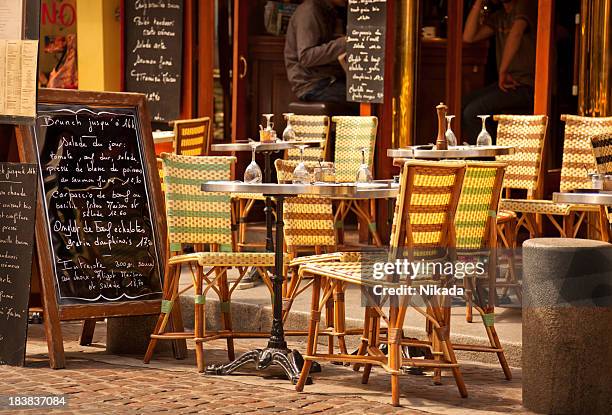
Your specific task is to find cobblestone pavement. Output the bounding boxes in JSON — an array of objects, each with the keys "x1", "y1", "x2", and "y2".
[{"x1": 0, "y1": 322, "x2": 531, "y2": 414}]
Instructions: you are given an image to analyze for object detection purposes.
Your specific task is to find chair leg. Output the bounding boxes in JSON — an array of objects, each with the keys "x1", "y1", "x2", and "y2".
[
  {"x1": 144, "y1": 264, "x2": 180, "y2": 364},
  {"x1": 465, "y1": 277, "x2": 473, "y2": 323},
  {"x1": 334, "y1": 284, "x2": 349, "y2": 356},
  {"x1": 389, "y1": 329, "x2": 402, "y2": 407},
  {"x1": 296, "y1": 276, "x2": 321, "y2": 392},
  {"x1": 325, "y1": 296, "x2": 335, "y2": 355},
  {"x1": 353, "y1": 307, "x2": 373, "y2": 372},
  {"x1": 194, "y1": 268, "x2": 205, "y2": 373},
  {"x1": 218, "y1": 268, "x2": 235, "y2": 361},
  {"x1": 436, "y1": 326, "x2": 468, "y2": 398},
  {"x1": 487, "y1": 323, "x2": 512, "y2": 380}
]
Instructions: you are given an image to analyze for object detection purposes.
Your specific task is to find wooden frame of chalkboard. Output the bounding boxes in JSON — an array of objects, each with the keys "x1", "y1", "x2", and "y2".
[{"x1": 15, "y1": 89, "x2": 173, "y2": 368}]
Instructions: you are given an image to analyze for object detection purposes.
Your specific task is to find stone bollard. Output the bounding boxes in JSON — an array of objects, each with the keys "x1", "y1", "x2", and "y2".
[
  {"x1": 522, "y1": 238, "x2": 612, "y2": 414},
  {"x1": 106, "y1": 315, "x2": 173, "y2": 356}
]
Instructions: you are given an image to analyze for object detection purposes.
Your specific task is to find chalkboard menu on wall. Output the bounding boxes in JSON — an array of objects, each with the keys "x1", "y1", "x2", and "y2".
[
  {"x1": 124, "y1": 0, "x2": 184, "y2": 122},
  {"x1": 0, "y1": 163, "x2": 37, "y2": 366},
  {"x1": 35, "y1": 105, "x2": 163, "y2": 304},
  {"x1": 346, "y1": 0, "x2": 387, "y2": 103}
]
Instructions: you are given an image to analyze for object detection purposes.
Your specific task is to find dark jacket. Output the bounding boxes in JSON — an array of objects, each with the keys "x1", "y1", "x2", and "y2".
[{"x1": 284, "y1": 0, "x2": 346, "y2": 98}]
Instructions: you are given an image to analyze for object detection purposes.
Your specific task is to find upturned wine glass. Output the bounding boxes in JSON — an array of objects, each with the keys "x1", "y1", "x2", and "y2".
[
  {"x1": 476, "y1": 115, "x2": 492, "y2": 146},
  {"x1": 244, "y1": 141, "x2": 262, "y2": 183},
  {"x1": 445, "y1": 115, "x2": 457, "y2": 147},
  {"x1": 292, "y1": 145, "x2": 310, "y2": 184},
  {"x1": 282, "y1": 112, "x2": 297, "y2": 141},
  {"x1": 355, "y1": 147, "x2": 373, "y2": 183}
]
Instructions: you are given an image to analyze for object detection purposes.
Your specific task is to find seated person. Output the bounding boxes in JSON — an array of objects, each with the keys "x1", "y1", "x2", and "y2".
[
  {"x1": 284, "y1": 0, "x2": 347, "y2": 103},
  {"x1": 462, "y1": 0, "x2": 538, "y2": 142}
]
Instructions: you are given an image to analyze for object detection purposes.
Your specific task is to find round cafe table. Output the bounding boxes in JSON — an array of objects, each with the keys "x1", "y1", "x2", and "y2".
[
  {"x1": 201, "y1": 181, "x2": 398, "y2": 383},
  {"x1": 387, "y1": 145, "x2": 515, "y2": 160},
  {"x1": 211, "y1": 139, "x2": 324, "y2": 283}
]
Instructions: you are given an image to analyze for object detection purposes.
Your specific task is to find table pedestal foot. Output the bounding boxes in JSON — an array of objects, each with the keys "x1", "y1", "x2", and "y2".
[{"x1": 205, "y1": 347, "x2": 315, "y2": 384}]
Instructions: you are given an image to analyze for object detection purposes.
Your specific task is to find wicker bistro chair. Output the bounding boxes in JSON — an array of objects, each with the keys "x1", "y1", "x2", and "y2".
[
  {"x1": 452, "y1": 162, "x2": 512, "y2": 379},
  {"x1": 236, "y1": 115, "x2": 331, "y2": 251},
  {"x1": 143, "y1": 154, "x2": 277, "y2": 372},
  {"x1": 491, "y1": 115, "x2": 548, "y2": 304},
  {"x1": 285, "y1": 115, "x2": 330, "y2": 161},
  {"x1": 494, "y1": 114, "x2": 548, "y2": 242},
  {"x1": 332, "y1": 116, "x2": 381, "y2": 246},
  {"x1": 296, "y1": 160, "x2": 468, "y2": 407},
  {"x1": 500, "y1": 115, "x2": 612, "y2": 241},
  {"x1": 172, "y1": 117, "x2": 212, "y2": 156}
]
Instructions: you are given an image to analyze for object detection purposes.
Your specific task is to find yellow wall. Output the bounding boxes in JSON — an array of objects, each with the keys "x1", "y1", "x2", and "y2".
[{"x1": 76, "y1": 0, "x2": 121, "y2": 91}]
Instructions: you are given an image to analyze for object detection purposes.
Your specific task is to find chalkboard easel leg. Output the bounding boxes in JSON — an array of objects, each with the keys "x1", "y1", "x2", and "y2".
[{"x1": 79, "y1": 319, "x2": 98, "y2": 346}]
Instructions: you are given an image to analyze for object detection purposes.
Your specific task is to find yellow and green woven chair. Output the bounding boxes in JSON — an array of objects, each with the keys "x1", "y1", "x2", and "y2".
[
  {"x1": 285, "y1": 114, "x2": 330, "y2": 161},
  {"x1": 453, "y1": 161, "x2": 512, "y2": 380},
  {"x1": 143, "y1": 153, "x2": 277, "y2": 372},
  {"x1": 500, "y1": 115, "x2": 612, "y2": 240},
  {"x1": 171, "y1": 117, "x2": 212, "y2": 156},
  {"x1": 296, "y1": 160, "x2": 468, "y2": 407},
  {"x1": 332, "y1": 116, "x2": 381, "y2": 246}
]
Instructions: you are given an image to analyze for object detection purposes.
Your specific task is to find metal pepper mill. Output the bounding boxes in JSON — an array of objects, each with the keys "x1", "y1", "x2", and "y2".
[{"x1": 435, "y1": 103, "x2": 448, "y2": 150}]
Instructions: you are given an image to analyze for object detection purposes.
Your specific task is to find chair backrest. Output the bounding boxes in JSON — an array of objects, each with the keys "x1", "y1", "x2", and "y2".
[
  {"x1": 389, "y1": 160, "x2": 466, "y2": 259},
  {"x1": 494, "y1": 115, "x2": 547, "y2": 197},
  {"x1": 274, "y1": 159, "x2": 336, "y2": 250},
  {"x1": 161, "y1": 153, "x2": 235, "y2": 251},
  {"x1": 455, "y1": 162, "x2": 506, "y2": 250},
  {"x1": 332, "y1": 116, "x2": 378, "y2": 183},
  {"x1": 172, "y1": 117, "x2": 212, "y2": 156},
  {"x1": 591, "y1": 133, "x2": 612, "y2": 175},
  {"x1": 285, "y1": 115, "x2": 330, "y2": 161},
  {"x1": 560, "y1": 115, "x2": 612, "y2": 192}
]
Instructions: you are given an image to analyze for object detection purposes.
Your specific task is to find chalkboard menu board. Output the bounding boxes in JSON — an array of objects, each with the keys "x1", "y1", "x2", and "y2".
[
  {"x1": 0, "y1": 163, "x2": 37, "y2": 366},
  {"x1": 346, "y1": 0, "x2": 387, "y2": 103},
  {"x1": 35, "y1": 105, "x2": 163, "y2": 304},
  {"x1": 124, "y1": 0, "x2": 184, "y2": 122}
]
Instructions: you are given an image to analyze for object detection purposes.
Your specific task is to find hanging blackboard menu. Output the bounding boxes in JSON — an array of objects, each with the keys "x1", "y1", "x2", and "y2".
[
  {"x1": 346, "y1": 0, "x2": 387, "y2": 104},
  {"x1": 124, "y1": 0, "x2": 183, "y2": 122},
  {"x1": 35, "y1": 105, "x2": 164, "y2": 305},
  {"x1": 0, "y1": 163, "x2": 37, "y2": 366}
]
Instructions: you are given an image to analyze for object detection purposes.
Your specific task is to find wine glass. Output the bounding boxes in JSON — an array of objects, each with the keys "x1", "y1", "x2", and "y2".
[
  {"x1": 355, "y1": 147, "x2": 373, "y2": 184},
  {"x1": 445, "y1": 115, "x2": 457, "y2": 147},
  {"x1": 292, "y1": 145, "x2": 310, "y2": 184},
  {"x1": 244, "y1": 141, "x2": 262, "y2": 183},
  {"x1": 282, "y1": 112, "x2": 297, "y2": 141},
  {"x1": 476, "y1": 115, "x2": 492, "y2": 146}
]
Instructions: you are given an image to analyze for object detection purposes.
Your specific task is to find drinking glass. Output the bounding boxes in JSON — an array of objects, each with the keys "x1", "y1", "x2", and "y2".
[
  {"x1": 355, "y1": 147, "x2": 373, "y2": 183},
  {"x1": 292, "y1": 145, "x2": 310, "y2": 184},
  {"x1": 282, "y1": 112, "x2": 297, "y2": 141},
  {"x1": 445, "y1": 115, "x2": 457, "y2": 147},
  {"x1": 476, "y1": 115, "x2": 492, "y2": 146},
  {"x1": 244, "y1": 141, "x2": 262, "y2": 183}
]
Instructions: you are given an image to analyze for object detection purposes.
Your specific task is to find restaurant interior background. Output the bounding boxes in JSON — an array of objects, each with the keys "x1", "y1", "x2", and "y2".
[{"x1": 3, "y1": 0, "x2": 606, "y2": 239}]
